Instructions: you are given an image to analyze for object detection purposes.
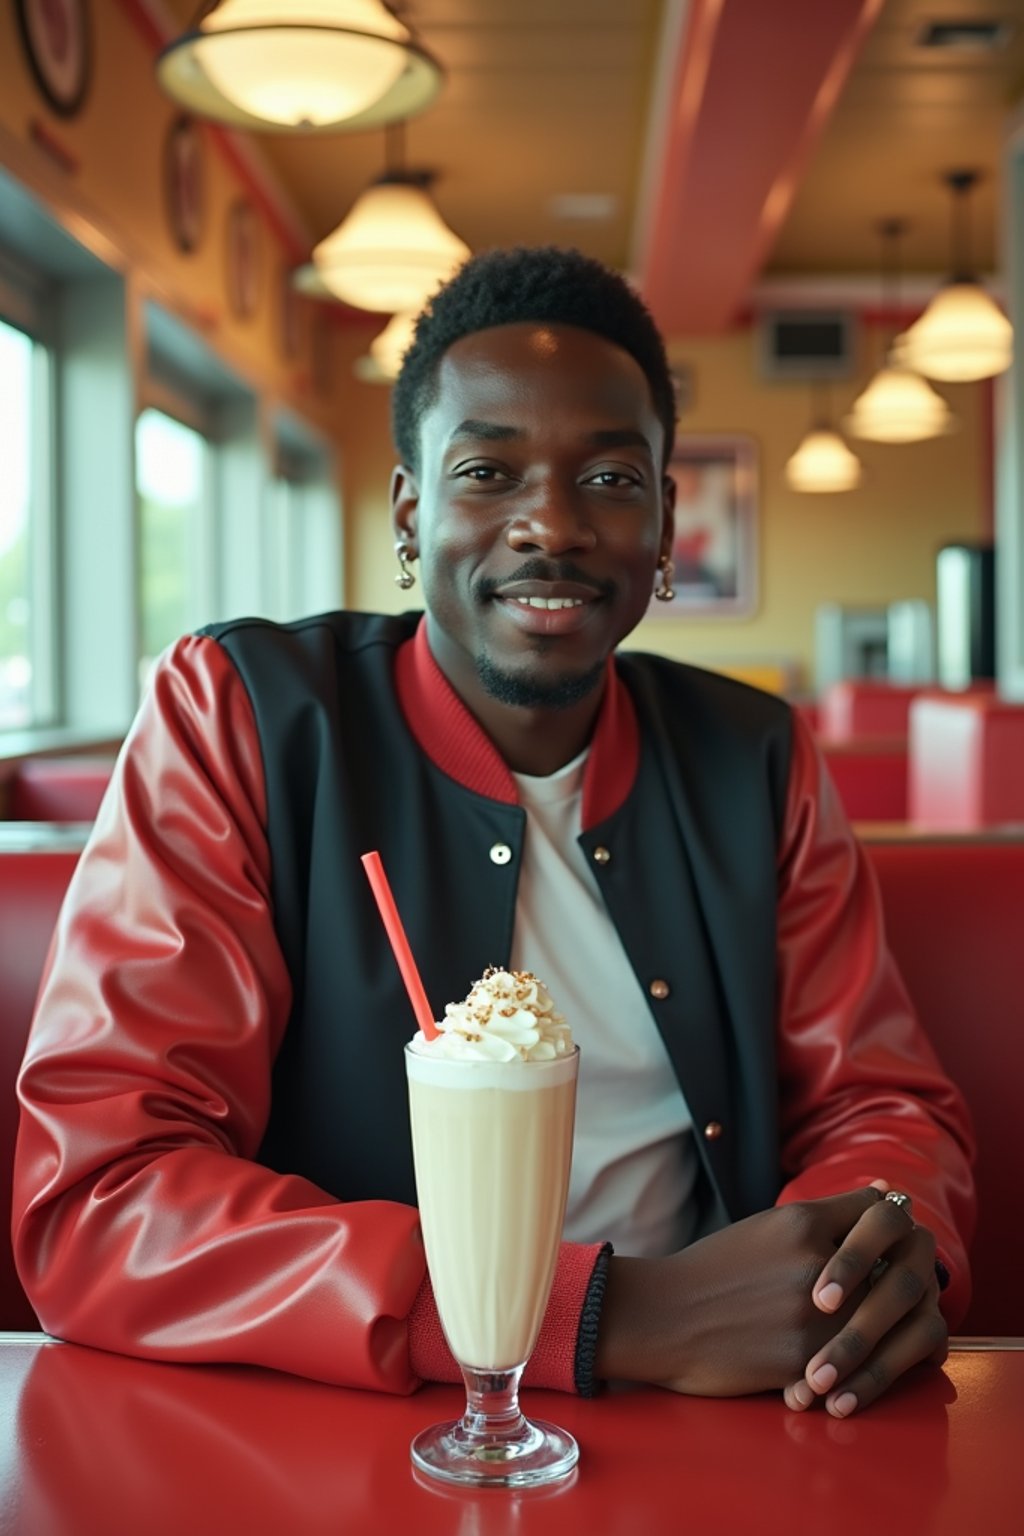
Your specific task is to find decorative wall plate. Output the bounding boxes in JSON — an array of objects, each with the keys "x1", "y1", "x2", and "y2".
[
  {"x1": 163, "y1": 115, "x2": 205, "y2": 256},
  {"x1": 15, "y1": 0, "x2": 92, "y2": 119}
]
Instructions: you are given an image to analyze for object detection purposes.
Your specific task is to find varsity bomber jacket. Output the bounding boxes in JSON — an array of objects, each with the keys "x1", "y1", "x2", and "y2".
[{"x1": 12, "y1": 611, "x2": 975, "y2": 1393}]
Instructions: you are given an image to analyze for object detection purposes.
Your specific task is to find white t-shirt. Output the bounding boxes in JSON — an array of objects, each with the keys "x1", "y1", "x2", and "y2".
[{"x1": 510, "y1": 750, "x2": 699, "y2": 1258}]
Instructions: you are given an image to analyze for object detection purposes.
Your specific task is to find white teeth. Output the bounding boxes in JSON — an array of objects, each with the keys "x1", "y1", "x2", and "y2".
[{"x1": 512, "y1": 596, "x2": 584, "y2": 610}]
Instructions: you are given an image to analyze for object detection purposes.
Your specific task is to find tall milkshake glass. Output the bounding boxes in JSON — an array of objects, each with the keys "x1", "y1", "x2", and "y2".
[{"x1": 405, "y1": 1043, "x2": 580, "y2": 1487}]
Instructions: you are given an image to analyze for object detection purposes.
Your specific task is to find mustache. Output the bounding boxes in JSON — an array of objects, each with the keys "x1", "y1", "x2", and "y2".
[{"x1": 476, "y1": 559, "x2": 616, "y2": 601}]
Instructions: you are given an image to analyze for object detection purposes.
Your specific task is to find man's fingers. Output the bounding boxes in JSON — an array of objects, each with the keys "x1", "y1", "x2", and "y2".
[
  {"x1": 817, "y1": 1183, "x2": 886, "y2": 1247},
  {"x1": 805, "y1": 1228, "x2": 938, "y2": 1395},
  {"x1": 813, "y1": 1188, "x2": 915, "y2": 1313},
  {"x1": 783, "y1": 1378, "x2": 816, "y2": 1412},
  {"x1": 822, "y1": 1303, "x2": 949, "y2": 1418}
]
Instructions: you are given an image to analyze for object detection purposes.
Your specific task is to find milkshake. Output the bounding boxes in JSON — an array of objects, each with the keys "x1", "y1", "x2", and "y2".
[{"x1": 405, "y1": 967, "x2": 580, "y2": 1486}]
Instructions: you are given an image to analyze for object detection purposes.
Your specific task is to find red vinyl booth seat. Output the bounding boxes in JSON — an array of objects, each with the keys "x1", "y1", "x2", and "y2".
[
  {"x1": 0, "y1": 833, "x2": 86, "y2": 1329},
  {"x1": 818, "y1": 682, "x2": 997, "y2": 748},
  {"x1": 909, "y1": 693, "x2": 1024, "y2": 829},
  {"x1": 818, "y1": 681, "x2": 923, "y2": 743},
  {"x1": 8, "y1": 757, "x2": 115, "y2": 822},
  {"x1": 822, "y1": 742, "x2": 908, "y2": 822},
  {"x1": 0, "y1": 833, "x2": 1019, "y2": 1336},
  {"x1": 864, "y1": 835, "x2": 1024, "y2": 1336}
]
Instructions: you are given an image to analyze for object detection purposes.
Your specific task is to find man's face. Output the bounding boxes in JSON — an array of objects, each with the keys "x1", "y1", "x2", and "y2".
[{"x1": 392, "y1": 322, "x2": 675, "y2": 713}]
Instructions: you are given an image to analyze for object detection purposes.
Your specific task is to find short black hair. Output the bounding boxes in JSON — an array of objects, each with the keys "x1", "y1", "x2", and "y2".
[{"x1": 391, "y1": 245, "x2": 676, "y2": 471}]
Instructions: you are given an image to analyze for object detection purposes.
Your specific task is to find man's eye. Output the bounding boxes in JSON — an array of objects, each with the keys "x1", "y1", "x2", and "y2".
[
  {"x1": 587, "y1": 470, "x2": 639, "y2": 488},
  {"x1": 458, "y1": 465, "x2": 506, "y2": 482}
]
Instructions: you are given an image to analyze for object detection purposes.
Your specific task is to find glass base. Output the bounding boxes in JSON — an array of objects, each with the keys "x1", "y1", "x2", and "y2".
[{"x1": 411, "y1": 1415, "x2": 579, "y2": 1488}]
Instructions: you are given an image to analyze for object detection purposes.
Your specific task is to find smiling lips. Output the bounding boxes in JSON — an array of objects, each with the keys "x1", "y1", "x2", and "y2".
[
  {"x1": 492, "y1": 581, "x2": 602, "y2": 636},
  {"x1": 512, "y1": 595, "x2": 584, "y2": 610}
]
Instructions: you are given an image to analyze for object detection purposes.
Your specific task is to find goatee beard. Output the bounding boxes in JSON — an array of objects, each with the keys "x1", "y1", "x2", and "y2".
[{"x1": 475, "y1": 652, "x2": 606, "y2": 710}]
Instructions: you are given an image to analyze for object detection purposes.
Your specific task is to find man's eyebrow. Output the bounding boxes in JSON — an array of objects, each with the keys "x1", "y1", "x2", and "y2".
[
  {"x1": 586, "y1": 428, "x2": 655, "y2": 453},
  {"x1": 447, "y1": 419, "x2": 523, "y2": 445},
  {"x1": 445, "y1": 422, "x2": 656, "y2": 453}
]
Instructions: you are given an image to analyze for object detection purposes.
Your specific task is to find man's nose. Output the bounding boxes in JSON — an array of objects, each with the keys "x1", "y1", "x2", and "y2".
[{"x1": 505, "y1": 484, "x2": 597, "y2": 554}]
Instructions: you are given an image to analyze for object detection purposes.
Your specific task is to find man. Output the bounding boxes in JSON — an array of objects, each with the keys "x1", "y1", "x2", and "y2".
[{"x1": 13, "y1": 247, "x2": 973, "y2": 1418}]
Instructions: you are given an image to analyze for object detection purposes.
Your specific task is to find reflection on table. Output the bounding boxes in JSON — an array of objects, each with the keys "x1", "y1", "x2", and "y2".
[{"x1": 0, "y1": 1336, "x2": 1020, "y2": 1536}]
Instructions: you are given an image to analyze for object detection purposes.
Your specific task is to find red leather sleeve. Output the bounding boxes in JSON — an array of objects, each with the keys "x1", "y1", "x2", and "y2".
[
  {"x1": 773, "y1": 713, "x2": 976, "y2": 1326},
  {"x1": 11, "y1": 635, "x2": 600, "y2": 1391}
]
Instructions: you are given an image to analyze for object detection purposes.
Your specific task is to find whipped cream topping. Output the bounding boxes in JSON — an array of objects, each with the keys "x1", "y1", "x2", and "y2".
[{"x1": 412, "y1": 966, "x2": 574, "y2": 1062}]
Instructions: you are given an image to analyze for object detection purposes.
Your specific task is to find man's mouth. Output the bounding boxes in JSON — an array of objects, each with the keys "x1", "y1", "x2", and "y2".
[
  {"x1": 478, "y1": 560, "x2": 614, "y2": 604},
  {"x1": 509, "y1": 595, "x2": 586, "y2": 611},
  {"x1": 495, "y1": 581, "x2": 601, "y2": 610},
  {"x1": 491, "y1": 581, "x2": 604, "y2": 637},
  {"x1": 476, "y1": 563, "x2": 614, "y2": 638}
]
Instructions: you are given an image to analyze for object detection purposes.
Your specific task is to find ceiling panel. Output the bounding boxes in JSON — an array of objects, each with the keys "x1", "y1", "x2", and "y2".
[{"x1": 766, "y1": 0, "x2": 1024, "y2": 276}]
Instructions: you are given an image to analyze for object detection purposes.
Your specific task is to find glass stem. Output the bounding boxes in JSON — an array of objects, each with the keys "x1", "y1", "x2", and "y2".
[{"x1": 460, "y1": 1365, "x2": 528, "y2": 1440}]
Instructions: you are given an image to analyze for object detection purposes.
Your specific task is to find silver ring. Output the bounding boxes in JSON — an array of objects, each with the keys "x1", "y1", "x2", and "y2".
[{"x1": 884, "y1": 1189, "x2": 913, "y2": 1216}]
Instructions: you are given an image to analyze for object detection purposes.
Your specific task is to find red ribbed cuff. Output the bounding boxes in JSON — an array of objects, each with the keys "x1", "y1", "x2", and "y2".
[{"x1": 407, "y1": 1241, "x2": 607, "y2": 1394}]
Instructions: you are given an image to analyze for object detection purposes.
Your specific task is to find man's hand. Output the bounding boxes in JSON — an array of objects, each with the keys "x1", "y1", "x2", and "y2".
[
  {"x1": 783, "y1": 1186, "x2": 948, "y2": 1418},
  {"x1": 595, "y1": 1186, "x2": 946, "y2": 1411}
]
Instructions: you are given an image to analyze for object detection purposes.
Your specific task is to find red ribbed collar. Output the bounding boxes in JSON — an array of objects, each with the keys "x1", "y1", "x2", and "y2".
[{"x1": 394, "y1": 618, "x2": 638, "y2": 830}]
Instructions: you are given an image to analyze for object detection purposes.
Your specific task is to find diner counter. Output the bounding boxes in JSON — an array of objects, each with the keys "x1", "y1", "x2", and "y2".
[{"x1": 0, "y1": 1335, "x2": 1020, "y2": 1535}]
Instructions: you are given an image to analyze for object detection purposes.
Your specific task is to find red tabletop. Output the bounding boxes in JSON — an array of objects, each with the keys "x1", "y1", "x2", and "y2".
[{"x1": 0, "y1": 1336, "x2": 1020, "y2": 1536}]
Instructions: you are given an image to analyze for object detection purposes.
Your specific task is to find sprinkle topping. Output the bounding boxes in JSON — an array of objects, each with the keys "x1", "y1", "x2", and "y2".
[{"x1": 415, "y1": 966, "x2": 574, "y2": 1062}]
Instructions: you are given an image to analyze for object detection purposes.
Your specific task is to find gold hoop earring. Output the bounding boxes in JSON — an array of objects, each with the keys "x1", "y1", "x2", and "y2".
[
  {"x1": 394, "y1": 541, "x2": 417, "y2": 591},
  {"x1": 655, "y1": 555, "x2": 675, "y2": 602}
]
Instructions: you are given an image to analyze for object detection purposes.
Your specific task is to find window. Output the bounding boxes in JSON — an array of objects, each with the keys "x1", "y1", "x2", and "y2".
[
  {"x1": 135, "y1": 407, "x2": 211, "y2": 690},
  {"x1": 0, "y1": 316, "x2": 53, "y2": 731},
  {"x1": 2, "y1": 170, "x2": 134, "y2": 739},
  {"x1": 0, "y1": 172, "x2": 342, "y2": 746},
  {"x1": 267, "y1": 419, "x2": 343, "y2": 622}
]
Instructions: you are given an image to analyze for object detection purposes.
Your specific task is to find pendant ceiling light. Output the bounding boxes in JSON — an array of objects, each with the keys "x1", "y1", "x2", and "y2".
[
  {"x1": 785, "y1": 428, "x2": 862, "y2": 493},
  {"x1": 845, "y1": 365, "x2": 956, "y2": 443},
  {"x1": 785, "y1": 385, "x2": 862, "y2": 492},
  {"x1": 156, "y1": 1, "x2": 442, "y2": 134},
  {"x1": 354, "y1": 308, "x2": 420, "y2": 382},
  {"x1": 898, "y1": 171, "x2": 1012, "y2": 381},
  {"x1": 311, "y1": 174, "x2": 468, "y2": 311},
  {"x1": 298, "y1": 128, "x2": 469, "y2": 313},
  {"x1": 845, "y1": 220, "x2": 956, "y2": 444}
]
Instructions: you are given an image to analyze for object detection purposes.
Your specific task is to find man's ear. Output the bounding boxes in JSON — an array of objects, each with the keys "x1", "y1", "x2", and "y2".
[
  {"x1": 391, "y1": 464, "x2": 421, "y2": 554},
  {"x1": 660, "y1": 472, "x2": 677, "y2": 562}
]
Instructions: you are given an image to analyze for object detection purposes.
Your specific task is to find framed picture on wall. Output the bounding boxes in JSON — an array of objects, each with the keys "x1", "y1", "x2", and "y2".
[
  {"x1": 15, "y1": 0, "x2": 92, "y2": 119},
  {"x1": 650, "y1": 434, "x2": 759, "y2": 619}
]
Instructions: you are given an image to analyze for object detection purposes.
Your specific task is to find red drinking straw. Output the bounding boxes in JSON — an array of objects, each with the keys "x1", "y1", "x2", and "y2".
[{"x1": 360, "y1": 851, "x2": 440, "y2": 1041}]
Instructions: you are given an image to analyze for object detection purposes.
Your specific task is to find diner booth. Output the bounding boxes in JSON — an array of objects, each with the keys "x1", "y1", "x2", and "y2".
[{"x1": 0, "y1": 0, "x2": 1022, "y2": 1528}]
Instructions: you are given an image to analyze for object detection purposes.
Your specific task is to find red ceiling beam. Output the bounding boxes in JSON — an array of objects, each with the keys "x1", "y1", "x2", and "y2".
[{"x1": 638, "y1": 0, "x2": 885, "y2": 336}]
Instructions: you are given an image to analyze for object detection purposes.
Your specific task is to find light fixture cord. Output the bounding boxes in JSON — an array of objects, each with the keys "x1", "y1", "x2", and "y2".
[
  {"x1": 947, "y1": 170, "x2": 977, "y2": 281},
  {"x1": 877, "y1": 218, "x2": 905, "y2": 364},
  {"x1": 811, "y1": 378, "x2": 831, "y2": 429},
  {"x1": 385, "y1": 120, "x2": 407, "y2": 177}
]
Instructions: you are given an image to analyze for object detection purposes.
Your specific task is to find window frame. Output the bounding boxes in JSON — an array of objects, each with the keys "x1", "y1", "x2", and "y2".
[
  {"x1": 134, "y1": 396, "x2": 218, "y2": 688},
  {"x1": 0, "y1": 288, "x2": 60, "y2": 734}
]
